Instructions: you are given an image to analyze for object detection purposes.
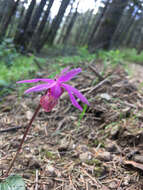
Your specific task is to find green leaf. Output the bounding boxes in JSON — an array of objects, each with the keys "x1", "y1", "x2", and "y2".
[
  {"x1": 0, "y1": 175, "x2": 25, "y2": 190},
  {"x1": 78, "y1": 104, "x2": 87, "y2": 126}
]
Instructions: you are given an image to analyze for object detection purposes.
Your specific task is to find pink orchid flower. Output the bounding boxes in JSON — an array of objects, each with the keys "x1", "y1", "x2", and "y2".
[{"x1": 17, "y1": 67, "x2": 89, "y2": 111}]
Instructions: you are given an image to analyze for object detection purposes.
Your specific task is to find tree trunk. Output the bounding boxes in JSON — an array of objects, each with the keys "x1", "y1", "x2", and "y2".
[
  {"x1": 46, "y1": 0, "x2": 71, "y2": 45},
  {"x1": 78, "y1": 10, "x2": 94, "y2": 45},
  {"x1": 31, "y1": 0, "x2": 54, "y2": 50},
  {"x1": 0, "y1": 0, "x2": 20, "y2": 38},
  {"x1": 88, "y1": 0, "x2": 110, "y2": 49},
  {"x1": 135, "y1": 18, "x2": 143, "y2": 53},
  {"x1": 57, "y1": 0, "x2": 76, "y2": 44},
  {"x1": 17, "y1": 3, "x2": 25, "y2": 28},
  {"x1": 92, "y1": 0, "x2": 129, "y2": 50},
  {"x1": 74, "y1": 14, "x2": 83, "y2": 45},
  {"x1": 125, "y1": 19, "x2": 138, "y2": 47},
  {"x1": 26, "y1": 0, "x2": 48, "y2": 42},
  {"x1": 14, "y1": 0, "x2": 36, "y2": 48},
  {"x1": 0, "y1": 0, "x2": 7, "y2": 24},
  {"x1": 8, "y1": 2, "x2": 25, "y2": 38},
  {"x1": 62, "y1": 2, "x2": 79, "y2": 44},
  {"x1": 110, "y1": 4, "x2": 135, "y2": 48}
]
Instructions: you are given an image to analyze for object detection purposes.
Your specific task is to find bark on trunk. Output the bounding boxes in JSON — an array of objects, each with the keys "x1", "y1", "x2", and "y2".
[
  {"x1": 92, "y1": 0, "x2": 129, "y2": 50},
  {"x1": 14, "y1": 0, "x2": 36, "y2": 48},
  {"x1": 46, "y1": 0, "x2": 71, "y2": 45},
  {"x1": 31, "y1": 0, "x2": 54, "y2": 50},
  {"x1": 0, "y1": 0, "x2": 19, "y2": 38},
  {"x1": 88, "y1": 0, "x2": 109, "y2": 49}
]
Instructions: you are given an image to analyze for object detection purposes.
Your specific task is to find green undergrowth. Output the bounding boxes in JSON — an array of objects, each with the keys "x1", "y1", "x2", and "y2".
[
  {"x1": 121, "y1": 48, "x2": 143, "y2": 63},
  {"x1": 56, "y1": 46, "x2": 97, "y2": 65},
  {"x1": 0, "y1": 55, "x2": 36, "y2": 82},
  {"x1": 0, "y1": 38, "x2": 49, "y2": 97},
  {"x1": 0, "y1": 55, "x2": 46, "y2": 97},
  {"x1": 0, "y1": 44, "x2": 143, "y2": 98},
  {"x1": 97, "y1": 49, "x2": 124, "y2": 65}
]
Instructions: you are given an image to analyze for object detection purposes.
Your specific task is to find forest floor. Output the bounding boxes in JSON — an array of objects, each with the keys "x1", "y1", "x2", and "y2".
[{"x1": 1, "y1": 59, "x2": 143, "y2": 190}]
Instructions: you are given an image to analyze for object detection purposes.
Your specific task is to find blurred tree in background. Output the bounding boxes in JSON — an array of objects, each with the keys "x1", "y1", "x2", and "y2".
[{"x1": 0, "y1": 0, "x2": 143, "y2": 54}]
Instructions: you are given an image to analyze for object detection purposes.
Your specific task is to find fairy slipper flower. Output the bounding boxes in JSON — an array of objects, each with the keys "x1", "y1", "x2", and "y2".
[
  {"x1": 17, "y1": 67, "x2": 89, "y2": 111},
  {"x1": 5, "y1": 68, "x2": 89, "y2": 176}
]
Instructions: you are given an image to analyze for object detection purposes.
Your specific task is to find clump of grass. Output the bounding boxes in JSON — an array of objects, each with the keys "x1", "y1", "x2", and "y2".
[{"x1": 97, "y1": 49, "x2": 124, "y2": 66}]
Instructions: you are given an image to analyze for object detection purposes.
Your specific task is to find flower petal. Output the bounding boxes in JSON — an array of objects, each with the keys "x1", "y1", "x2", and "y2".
[
  {"x1": 24, "y1": 82, "x2": 56, "y2": 94},
  {"x1": 60, "y1": 67, "x2": 70, "y2": 75},
  {"x1": 62, "y1": 84, "x2": 89, "y2": 105},
  {"x1": 17, "y1": 78, "x2": 55, "y2": 83},
  {"x1": 58, "y1": 68, "x2": 82, "y2": 82},
  {"x1": 51, "y1": 83, "x2": 62, "y2": 98},
  {"x1": 62, "y1": 84, "x2": 83, "y2": 111}
]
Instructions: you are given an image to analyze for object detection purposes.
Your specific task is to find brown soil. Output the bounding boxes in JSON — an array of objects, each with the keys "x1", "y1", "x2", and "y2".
[{"x1": 1, "y1": 61, "x2": 143, "y2": 189}]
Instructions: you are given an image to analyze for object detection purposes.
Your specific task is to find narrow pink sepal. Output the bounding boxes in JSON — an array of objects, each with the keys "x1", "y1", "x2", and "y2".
[
  {"x1": 16, "y1": 78, "x2": 54, "y2": 83},
  {"x1": 24, "y1": 82, "x2": 56, "y2": 94},
  {"x1": 62, "y1": 84, "x2": 83, "y2": 111},
  {"x1": 60, "y1": 67, "x2": 70, "y2": 75},
  {"x1": 58, "y1": 68, "x2": 82, "y2": 82},
  {"x1": 62, "y1": 83, "x2": 89, "y2": 105}
]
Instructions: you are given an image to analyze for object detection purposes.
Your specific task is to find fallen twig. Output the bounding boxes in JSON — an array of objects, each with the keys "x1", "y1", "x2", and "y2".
[
  {"x1": 35, "y1": 170, "x2": 39, "y2": 190},
  {"x1": 88, "y1": 78, "x2": 111, "y2": 94},
  {"x1": 89, "y1": 64, "x2": 104, "y2": 81},
  {"x1": 81, "y1": 167, "x2": 101, "y2": 188},
  {"x1": 0, "y1": 126, "x2": 22, "y2": 133}
]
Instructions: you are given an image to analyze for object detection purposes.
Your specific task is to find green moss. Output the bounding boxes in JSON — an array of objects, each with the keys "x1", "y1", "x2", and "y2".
[
  {"x1": 44, "y1": 151, "x2": 55, "y2": 159},
  {"x1": 94, "y1": 166, "x2": 105, "y2": 177},
  {"x1": 86, "y1": 159, "x2": 102, "y2": 166}
]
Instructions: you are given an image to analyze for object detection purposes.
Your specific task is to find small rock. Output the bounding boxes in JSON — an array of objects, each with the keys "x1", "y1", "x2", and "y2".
[
  {"x1": 47, "y1": 165, "x2": 55, "y2": 173},
  {"x1": 26, "y1": 110, "x2": 33, "y2": 120},
  {"x1": 100, "y1": 93, "x2": 111, "y2": 101},
  {"x1": 46, "y1": 165, "x2": 56, "y2": 176},
  {"x1": 108, "y1": 181, "x2": 118, "y2": 189},
  {"x1": 133, "y1": 155, "x2": 143, "y2": 164},
  {"x1": 97, "y1": 151, "x2": 111, "y2": 162},
  {"x1": 79, "y1": 152, "x2": 92, "y2": 162}
]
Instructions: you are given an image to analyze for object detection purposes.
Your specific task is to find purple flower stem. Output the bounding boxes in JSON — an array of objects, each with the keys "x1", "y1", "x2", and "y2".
[{"x1": 4, "y1": 104, "x2": 41, "y2": 177}]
